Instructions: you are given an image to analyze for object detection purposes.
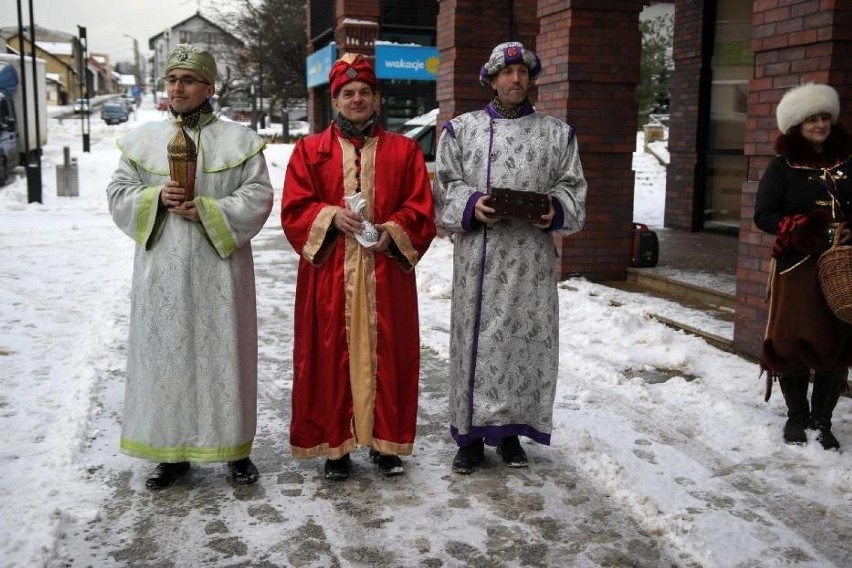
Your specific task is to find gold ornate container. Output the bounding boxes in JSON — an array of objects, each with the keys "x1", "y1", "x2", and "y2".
[{"x1": 167, "y1": 116, "x2": 197, "y2": 202}]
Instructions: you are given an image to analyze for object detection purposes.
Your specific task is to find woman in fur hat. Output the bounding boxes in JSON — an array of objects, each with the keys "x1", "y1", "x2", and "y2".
[{"x1": 754, "y1": 83, "x2": 852, "y2": 449}]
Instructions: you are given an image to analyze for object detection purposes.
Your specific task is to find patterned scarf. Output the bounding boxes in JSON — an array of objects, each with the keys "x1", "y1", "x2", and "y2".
[
  {"x1": 335, "y1": 112, "x2": 380, "y2": 148},
  {"x1": 170, "y1": 100, "x2": 214, "y2": 129},
  {"x1": 490, "y1": 94, "x2": 534, "y2": 119}
]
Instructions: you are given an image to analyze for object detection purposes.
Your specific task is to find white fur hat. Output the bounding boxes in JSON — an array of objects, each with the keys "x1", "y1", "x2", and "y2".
[{"x1": 776, "y1": 83, "x2": 840, "y2": 133}]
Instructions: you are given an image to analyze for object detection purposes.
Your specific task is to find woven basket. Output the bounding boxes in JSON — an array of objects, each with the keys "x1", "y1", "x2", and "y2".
[{"x1": 818, "y1": 224, "x2": 852, "y2": 324}]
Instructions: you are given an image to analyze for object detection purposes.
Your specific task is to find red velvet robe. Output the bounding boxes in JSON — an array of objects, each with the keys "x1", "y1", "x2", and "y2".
[{"x1": 281, "y1": 123, "x2": 436, "y2": 459}]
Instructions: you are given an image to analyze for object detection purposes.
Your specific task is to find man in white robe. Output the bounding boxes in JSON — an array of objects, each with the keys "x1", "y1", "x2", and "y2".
[
  {"x1": 106, "y1": 44, "x2": 273, "y2": 489},
  {"x1": 433, "y1": 41, "x2": 587, "y2": 474}
]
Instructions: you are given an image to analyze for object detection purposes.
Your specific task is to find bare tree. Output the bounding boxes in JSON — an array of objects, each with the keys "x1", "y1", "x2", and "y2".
[{"x1": 207, "y1": 0, "x2": 307, "y2": 115}]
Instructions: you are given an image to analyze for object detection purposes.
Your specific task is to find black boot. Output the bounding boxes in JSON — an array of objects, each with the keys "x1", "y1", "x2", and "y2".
[
  {"x1": 452, "y1": 438, "x2": 484, "y2": 474},
  {"x1": 497, "y1": 435, "x2": 528, "y2": 468},
  {"x1": 778, "y1": 375, "x2": 809, "y2": 445},
  {"x1": 369, "y1": 449, "x2": 404, "y2": 477},
  {"x1": 228, "y1": 457, "x2": 259, "y2": 484},
  {"x1": 809, "y1": 371, "x2": 845, "y2": 450},
  {"x1": 145, "y1": 462, "x2": 190, "y2": 490},
  {"x1": 323, "y1": 454, "x2": 351, "y2": 480}
]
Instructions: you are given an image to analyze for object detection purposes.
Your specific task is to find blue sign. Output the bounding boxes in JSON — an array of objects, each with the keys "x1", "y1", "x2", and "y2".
[
  {"x1": 374, "y1": 44, "x2": 439, "y2": 81},
  {"x1": 307, "y1": 43, "x2": 336, "y2": 88}
]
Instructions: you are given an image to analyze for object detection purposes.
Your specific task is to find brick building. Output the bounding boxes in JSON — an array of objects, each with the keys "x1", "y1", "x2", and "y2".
[{"x1": 305, "y1": 0, "x2": 852, "y2": 360}]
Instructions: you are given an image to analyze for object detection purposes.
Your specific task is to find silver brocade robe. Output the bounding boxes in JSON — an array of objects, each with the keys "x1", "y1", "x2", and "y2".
[
  {"x1": 433, "y1": 108, "x2": 587, "y2": 447},
  {"x1": 106, "y1": 116, "x2": 273, "y2": 462}
]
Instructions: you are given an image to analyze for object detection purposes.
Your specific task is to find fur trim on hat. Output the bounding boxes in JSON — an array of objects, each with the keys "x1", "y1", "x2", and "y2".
[
  {"x1": 479, "y1": 42, "x2": 542, "y2": 87},
  {"x1": 776, "y1": 83, "x2": 840, "y2": 133}
]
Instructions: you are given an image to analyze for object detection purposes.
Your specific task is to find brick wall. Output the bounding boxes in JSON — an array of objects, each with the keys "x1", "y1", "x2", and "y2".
[
  {"x1": 736, "y1": 2, "x2": 852, "y2": 358},
  {"x1": 538, "y1": 1, "x2": 647, "y2": 280},
  {"x1": 437, "y1": 0, "x2": 645, "y2": 281},
  {"x1": 666, "y1": 0, "x2": 707, "y2": 232},
  {"x1": 436, "y1": 0, "x2": 539, "y2": 125}
]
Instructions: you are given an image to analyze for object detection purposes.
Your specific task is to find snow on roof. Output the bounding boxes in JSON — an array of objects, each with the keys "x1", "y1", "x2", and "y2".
[
  {"x1": 341, "y1": 18, "x2": 379, "y2": 26},
  {"x1": 37, "y1": 41, "x2": 73, "y2": 56}
]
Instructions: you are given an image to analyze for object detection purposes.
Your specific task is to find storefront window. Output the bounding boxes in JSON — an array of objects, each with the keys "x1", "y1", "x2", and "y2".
[{"x1": 704, "y1": 0, "x2": 753, "y2": 230}]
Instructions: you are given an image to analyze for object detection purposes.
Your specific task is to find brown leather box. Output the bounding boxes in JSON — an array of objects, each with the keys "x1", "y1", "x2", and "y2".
[{"x1": 488, "y1": 187, "x2": 550, "y2": 220}]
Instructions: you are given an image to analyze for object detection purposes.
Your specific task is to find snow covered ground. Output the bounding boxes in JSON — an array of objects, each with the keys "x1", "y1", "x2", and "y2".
[{"x1": 0, "y1": 98, "x2": 849, "y2": 567}]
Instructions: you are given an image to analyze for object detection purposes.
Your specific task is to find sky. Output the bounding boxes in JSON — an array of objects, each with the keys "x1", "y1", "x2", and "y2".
[
  {"x1": 2, "y1": 0, "x2": 210, "y2": 64},
  {"x1": 0, "y1": 99, "x2": 849, "y2": 566}
]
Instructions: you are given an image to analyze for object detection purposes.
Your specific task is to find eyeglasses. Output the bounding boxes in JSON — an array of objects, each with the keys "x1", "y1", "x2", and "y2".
[{"x1": 164, "y1": 76, "x2": 210, "y2": 87}]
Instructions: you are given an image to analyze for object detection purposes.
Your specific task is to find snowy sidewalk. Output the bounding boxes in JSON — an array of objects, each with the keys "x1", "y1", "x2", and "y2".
[{"x1": 0, "y1": 103, "x2": 849, "y2": 568}]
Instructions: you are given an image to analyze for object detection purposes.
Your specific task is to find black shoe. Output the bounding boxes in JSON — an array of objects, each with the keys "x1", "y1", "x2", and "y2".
[
  {"x1": 783, "y1": 418, "x2": 807, "y2": 445},
  {"x1": 809, "y1": 421, "x2": 840, "y2": 450},
  {"x1": 452, "y1": 439, "x2": 484, "y2": 474},
  {"x1": 497, "y1": 435, "x2": 529, "y2": 468},
  {"x1": 324, "y1": 454, "x2": 351, "y2": 480},
  {"x1": 145, "y1": 462, "x2": 190, "y2": 490},
  {"x1": 228, "y1": 457, "x2": 259, "y2": 484},
  {"x1": 816, "y1": 428, "x2": 840, "y2": 450},
  {"x1": 369, "y1": 449, "x2": 404, "y2": 477}
]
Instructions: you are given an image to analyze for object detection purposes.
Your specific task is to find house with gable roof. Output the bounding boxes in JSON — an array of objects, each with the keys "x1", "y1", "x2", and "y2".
[{"x1": 148, "y1": 11, "x2": 243, "y2": 95}]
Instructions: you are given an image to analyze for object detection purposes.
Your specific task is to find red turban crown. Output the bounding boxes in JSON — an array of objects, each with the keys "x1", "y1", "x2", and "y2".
[{"x1": 329, "y1": 53, "x2": 378, "y2": 97}]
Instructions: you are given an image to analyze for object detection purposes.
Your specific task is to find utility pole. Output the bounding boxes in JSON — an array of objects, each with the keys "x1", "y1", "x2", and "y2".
[
  {"x1": 123, "y1": 34, "x2": 140, "y2": 85},
  {"x1": 78, "y1": 25, "x2": 89, "y2": 152}
]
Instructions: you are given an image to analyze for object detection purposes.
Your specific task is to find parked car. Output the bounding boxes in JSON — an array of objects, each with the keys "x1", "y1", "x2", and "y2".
[
  {"x1": 120, "y1": 93, "x2": 135, "y2": 112},
  {"x1": 400, "y1": 108, "x2": 437, "y2": 178},
  {"x1": 100, "y1": 101, "x2": 129, "y2": 125},
  {"x1": 73, "y1": 98, "x2": 89, "y2": 114}
]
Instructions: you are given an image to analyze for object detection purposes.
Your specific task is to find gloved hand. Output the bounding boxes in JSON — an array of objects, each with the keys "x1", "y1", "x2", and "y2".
[{"x1": 791, "y1": 208, "x2": 833, "y2": 255}]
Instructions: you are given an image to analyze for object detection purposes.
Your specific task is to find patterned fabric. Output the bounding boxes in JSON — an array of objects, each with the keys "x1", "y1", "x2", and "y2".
[
  {"x1": 433, "y1": 108, "x2": 587, "y2": 448},
  {"x1": 107, "y1": 116, "x2": 273, "y2": 463},
  {"x1": 489, "y1": 94, "x2": 529, "y2": 119},
  {"x1": 479, "y1": 41, "x2": 543, "y2": 86},
  {"x1": 170, "y1": 99, "x2": 214, "y2": 129}
]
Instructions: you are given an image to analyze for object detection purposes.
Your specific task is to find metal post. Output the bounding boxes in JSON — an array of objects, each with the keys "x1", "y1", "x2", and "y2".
[
  {"x1": 78, "y1": 26, "x2": 89, "y2": 152},
  {"x1": 26, "y1": 0, "x2": 42, "y2": 202}
]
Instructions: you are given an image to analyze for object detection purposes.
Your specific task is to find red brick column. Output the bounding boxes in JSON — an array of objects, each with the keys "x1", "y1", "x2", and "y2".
[
  {"x1": 666, "y1": 0, "x2": 707, "y2": 232},
  {"x1": 736, "y1": 3, "x2": 852, "y2": 358},
  {"x1": 537, "y1": 0, "x2": 647, "y2": 280},
  {"x1": 436, "y1": 0, "x2": 538, "y2": 127}
]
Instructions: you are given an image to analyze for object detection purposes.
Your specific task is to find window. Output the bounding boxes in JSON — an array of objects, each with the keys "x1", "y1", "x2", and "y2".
[
  {"x1": 703, "y1": 0, "x2": 753, "y2": 230},
  {"x1": 381, "y1": 0, "x2": 438, "y2": 28}
]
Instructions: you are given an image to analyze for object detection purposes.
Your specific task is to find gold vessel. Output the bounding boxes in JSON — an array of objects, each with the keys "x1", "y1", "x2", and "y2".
[{"x1": 167, "y1": 116, "x2": 197, "y2": 202}]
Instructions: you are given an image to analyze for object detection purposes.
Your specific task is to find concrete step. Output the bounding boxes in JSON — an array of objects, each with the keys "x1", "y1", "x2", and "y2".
[{"x1": 602, "y1": 268, "x2": 737, "y2": 353}]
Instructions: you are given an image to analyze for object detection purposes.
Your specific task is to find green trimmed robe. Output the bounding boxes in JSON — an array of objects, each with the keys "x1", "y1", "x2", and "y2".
[{"x1": 106, "y1": 114, "x2": 273, "y2": 463}]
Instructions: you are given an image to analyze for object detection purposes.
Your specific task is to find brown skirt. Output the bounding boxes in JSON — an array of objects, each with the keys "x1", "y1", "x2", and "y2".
[{"x1": 761, "y1": 255, "x2": 852, "y2": 376}]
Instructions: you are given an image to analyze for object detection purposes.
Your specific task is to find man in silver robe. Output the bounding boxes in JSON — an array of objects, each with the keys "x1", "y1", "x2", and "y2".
[
  {"x1": 106, "y1": 45, "x2": 273, "y2": 489},
  {"x1": 433, "y1": 41, "x2": 587, "y2": 474}
]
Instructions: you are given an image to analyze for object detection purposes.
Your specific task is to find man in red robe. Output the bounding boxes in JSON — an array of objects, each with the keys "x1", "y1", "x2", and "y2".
[{"x1": 281, "y1": 53, "x2": 436, "y2": 480}]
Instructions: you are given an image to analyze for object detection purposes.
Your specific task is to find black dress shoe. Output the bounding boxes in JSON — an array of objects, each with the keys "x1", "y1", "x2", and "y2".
[
  {"x1": 369, "y1": 449, "x2": 404, "y2": 477},
  {"x1": 228, "y1": 457, "x2": 260, "y2": 484},
  {"x1": 451, "y1": 438, "x2": 484, "y2": 474},
  {"x1": 497, "y1": 435, "x2": 528, "y2": 467},
  {"x1": 145, "y1": 462, "x2": 190, "y2": 490},
  {"x1": 324, "y1": 454, "x2": 351, "y2": 480}
]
